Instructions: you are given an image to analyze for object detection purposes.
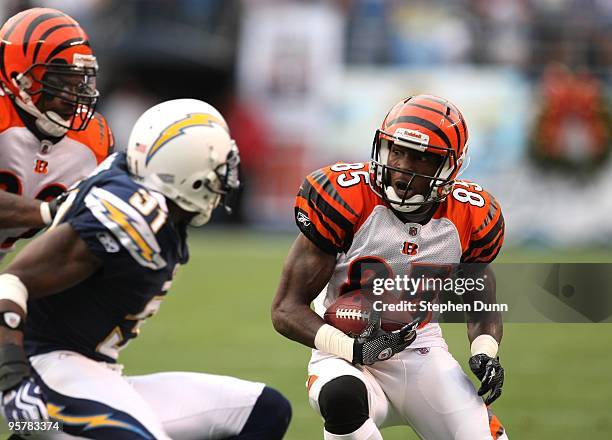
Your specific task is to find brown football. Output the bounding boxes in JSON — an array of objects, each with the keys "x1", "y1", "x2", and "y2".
[{"x1": 324, "y1": 290, "x2": 415, "y2": 336}]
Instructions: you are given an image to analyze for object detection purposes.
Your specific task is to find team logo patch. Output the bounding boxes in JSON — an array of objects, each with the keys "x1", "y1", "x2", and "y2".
[
  {"x1": 402, "y1": 241, "x2": 418, "y2": 256},
  {"x1": 34, "y1": 159, "x2": 48, "y2": 174}
]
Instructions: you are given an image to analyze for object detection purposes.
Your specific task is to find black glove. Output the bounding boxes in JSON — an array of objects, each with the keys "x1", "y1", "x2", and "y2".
[
  {"x1": 0, "y1": 344, "x2": 30, "y2": 393},
  {"x1": 40, "y1": 191, "x2": 70, "y2": 226},
  {"x1": 469, "y1": 353, "x2": 504, "y2": 405},
  {"x1": 352, "y1": 309, "x2": 419, "y2": 365},
  {"x1": 0, "y1": 344, "x2": 47, "y2": 429}
]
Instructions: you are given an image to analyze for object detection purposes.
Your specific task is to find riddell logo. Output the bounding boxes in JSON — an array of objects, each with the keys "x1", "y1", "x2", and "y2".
[
  {"x1": 394, "y1": 128, "x2": 429, "y2": 151},
  {"x1": 402, "y1": 241, "x2": 418, "y2": 256}
]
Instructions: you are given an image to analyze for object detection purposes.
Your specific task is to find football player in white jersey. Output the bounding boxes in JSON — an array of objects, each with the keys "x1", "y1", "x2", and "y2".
[
  {"x1": 273, "y1": 95, "x2": 507, "y2": 439},
  {"x1": 0, "y1": 99, "x2": 291, "y2": 439},
  {"x1": 0, "y1": 8, "x2": 113, "y2": 259}
]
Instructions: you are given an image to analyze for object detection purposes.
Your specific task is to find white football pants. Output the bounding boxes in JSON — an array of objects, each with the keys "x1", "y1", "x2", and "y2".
[
  {"x1": 12, "y1": 350, "x2": 265, "y2": 439},
  {"x1": 307, "y1": 346, "x2": 507, "y2": 440}
]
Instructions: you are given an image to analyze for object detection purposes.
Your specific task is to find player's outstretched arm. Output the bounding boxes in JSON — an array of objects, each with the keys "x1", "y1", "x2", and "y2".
[
  {"x1": 0, "y1": 223, "x2": 102, "y2": 423},
  {"x1": 0, "y1": 191, "x2": 64, "y2": 229},
  {"x1": 272, "y1": 233, "x2": 336, "y2": 348},
  {"x1": 462, "y1": 264, "x2": 505, "y2": 405},
  {"x1": 3, "y1": 223, "x2": 102, "y2": 298},
  {"x1": 272, "y1": 233, "x2": 417, "y2": 365}
]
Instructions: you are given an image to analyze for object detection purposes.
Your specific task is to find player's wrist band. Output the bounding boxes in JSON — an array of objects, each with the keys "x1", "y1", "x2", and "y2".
[
  {"x1": 470, "y1": 334, "x2": 498, "y2": 358},
  {"x1": 0, "y1": 274, "x2": 28, "y2": 313},
  {"x1": 39, "y1": 201, "x2": 53, "y2": 225},
  {"x1": 314, "y1": 324, "x2": 354, "y2": 363}
]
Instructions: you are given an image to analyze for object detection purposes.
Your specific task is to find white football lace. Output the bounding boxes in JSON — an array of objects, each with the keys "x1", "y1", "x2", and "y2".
[{"x1": 335, "y1": 308, "x2": 369, "y2": 320}]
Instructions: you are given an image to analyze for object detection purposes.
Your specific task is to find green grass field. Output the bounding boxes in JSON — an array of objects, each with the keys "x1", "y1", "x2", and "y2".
[
  {"x1": 2, "y1": 230, "x2": 611, "y2": 439},
  {"x1": 116, "y1": 230, "x2": 611, "y2": 439}
]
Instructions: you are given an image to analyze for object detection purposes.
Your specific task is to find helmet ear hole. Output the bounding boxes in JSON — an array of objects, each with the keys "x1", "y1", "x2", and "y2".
[{"x1": 192, "y1": 180, "x2": 203, "y2": 190}]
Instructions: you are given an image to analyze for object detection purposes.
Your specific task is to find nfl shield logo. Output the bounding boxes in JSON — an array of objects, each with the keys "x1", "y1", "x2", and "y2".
[{"x1": 409, "y1": 226, "x2": 418, "y2": 237}]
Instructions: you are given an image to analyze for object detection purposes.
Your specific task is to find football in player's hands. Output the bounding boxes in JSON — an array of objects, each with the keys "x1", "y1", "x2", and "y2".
[{"x1": 324, "y1": 290, "x2": 416, "y2": 337}]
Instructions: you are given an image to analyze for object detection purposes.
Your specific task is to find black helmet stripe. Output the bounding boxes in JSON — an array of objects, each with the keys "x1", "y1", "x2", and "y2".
[
  {"x1": 457, "y1": 113, "x2": 467, "y2": 140},
  {"x1": 405, "y1": 103, "x2": 462, "y2": 149},
  {"x1": 387, "y1": 115, "x2": 453, "y2": 149},
  {"x1": 420, "y1": 95, "x2": 460, "y2": 116},
  {"x1": 0, "y1": 9, "x2": 36, "y2": 81},
  {"x1": 22, "y1": 11, "x2": 68, "y2": 56},
  {"x1": 32, "y1": 24, "x2": 77, "y2": 63},
  {"x1": 44, "y1": 38, "x2": 90, "y2": 63}
]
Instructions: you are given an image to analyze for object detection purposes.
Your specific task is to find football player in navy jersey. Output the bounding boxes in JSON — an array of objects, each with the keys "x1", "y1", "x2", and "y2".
[{"x1": 0, "y1": 99, "x2": 291, "y2": 439}]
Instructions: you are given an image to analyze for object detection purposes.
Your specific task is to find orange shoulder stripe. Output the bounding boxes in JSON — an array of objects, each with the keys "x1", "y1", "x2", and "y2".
[
  {"x1": 0, "y1": 94, "x2": 25, "y2": 132},
  {"x1": 67, "y1": 112, "x2": 113, "y2": 164}
]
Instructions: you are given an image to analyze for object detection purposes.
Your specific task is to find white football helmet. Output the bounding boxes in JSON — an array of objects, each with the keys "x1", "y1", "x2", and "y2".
[{"x1": 126, "y1": 98, "x2": 240, "y2": 226}]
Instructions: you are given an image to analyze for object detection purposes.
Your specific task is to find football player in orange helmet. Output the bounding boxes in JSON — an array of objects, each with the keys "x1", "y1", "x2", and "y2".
[
  {"x1": 0, "y1": 8, "x2": 113, "y2": 258},
  {"x1": 273, "y1": 95, "x2": 507, "y2": 439},
  {"x1": 370, "y1": 95, "x2": 469, "y2": 218}
]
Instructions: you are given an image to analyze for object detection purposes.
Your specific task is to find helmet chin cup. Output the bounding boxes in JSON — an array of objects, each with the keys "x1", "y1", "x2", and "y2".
[
  {"x1": 188, "y1": 196, "x2": 219, "y2": 227},
  {"x1": 36, "y1": 111, "x2": 69, "y2": 137},
  {"x1": 384, "y1": 186, "x2": 425, "y2": 212}
]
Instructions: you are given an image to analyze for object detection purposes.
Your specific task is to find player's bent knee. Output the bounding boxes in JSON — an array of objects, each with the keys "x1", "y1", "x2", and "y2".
[
  {"x1": 318, "y1": 375, "x2": 369, "y2": 435},
  {"x1": 233, "y1": 386, "x2": 291, "y2": 439}
]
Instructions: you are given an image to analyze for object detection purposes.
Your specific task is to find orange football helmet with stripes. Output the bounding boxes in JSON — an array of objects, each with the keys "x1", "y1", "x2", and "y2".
[
  {"x1": 370, "y1": 95, "x2": 469, "y2": 212},
  {"x1": 0, "y1": 8, "x2": 99, "y2": 136}
]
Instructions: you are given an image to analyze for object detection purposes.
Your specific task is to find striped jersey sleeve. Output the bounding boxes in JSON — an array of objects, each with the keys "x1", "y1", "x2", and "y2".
[
  {"x1": 460, "y1": 185, "x2": 505, "y2": 264},
  {"x1": 295, "y1": 164, "x2": 366, "y2": 255}
]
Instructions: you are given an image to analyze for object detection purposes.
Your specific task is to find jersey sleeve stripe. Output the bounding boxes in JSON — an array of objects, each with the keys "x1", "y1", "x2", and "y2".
[
  {"x1": 469, "y1": 231, "x2": 504, "y2": 263},
  {"x1": 470, "y1": 212, "x2": 504, "y2": 249},
  {"x1": 474, "y1": 198, "x2": 500, "y2": 234},
  {"x1": 307, "y1": 198, "x2": 345, "y2": 245},
  {"x1": 294, "y1": 205, "x2": 344, "y2": 254},
  {"x1": 463, "y1": 226, "x2": 503, "y2": 262},
  {"x1": 295, "y1": 195, "x2": 343, "y2": 246},
  {"x1": 309, "y1": 169, "x2": 358, "y2": 218},
  {"x1": 462, "y1": 216, "x2": 505, "y2": 262},
  {"x1": 299, "y1": 178, "x2": 355, "y2": 234}
]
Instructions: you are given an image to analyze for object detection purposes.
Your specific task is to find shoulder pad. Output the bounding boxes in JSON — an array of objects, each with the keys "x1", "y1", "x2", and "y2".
[
  {"x1": 67, "y1": 112, "x2": 114, "y2": 164},
  {"x1": 295, "y1": 162, "x2": 374, "y2": 254},
  {"x1": 83, "y1": 186, "x2": 167, "y2": 270},
  {"x1": 0, "y1": 94, "x2": 24, "y2": 133},
  {"x1": 438, "y1": 180, "x2": 505, "y2": 264}
]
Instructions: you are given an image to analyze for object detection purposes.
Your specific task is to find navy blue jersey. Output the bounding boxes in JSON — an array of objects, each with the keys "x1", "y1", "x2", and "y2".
[{"x1": 24, "y1": 153, "x2": 189, "y2": 363}]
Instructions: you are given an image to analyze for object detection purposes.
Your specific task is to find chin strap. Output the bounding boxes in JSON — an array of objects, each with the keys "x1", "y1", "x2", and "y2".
[{"x1": 11, "y1": 77, "x2": 68, "y2": 137}]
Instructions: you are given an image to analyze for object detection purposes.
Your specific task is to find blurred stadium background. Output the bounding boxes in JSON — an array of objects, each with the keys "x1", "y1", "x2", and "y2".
[{"x1": 1, "y1": 0, "x2": 611, "y2": 438}]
